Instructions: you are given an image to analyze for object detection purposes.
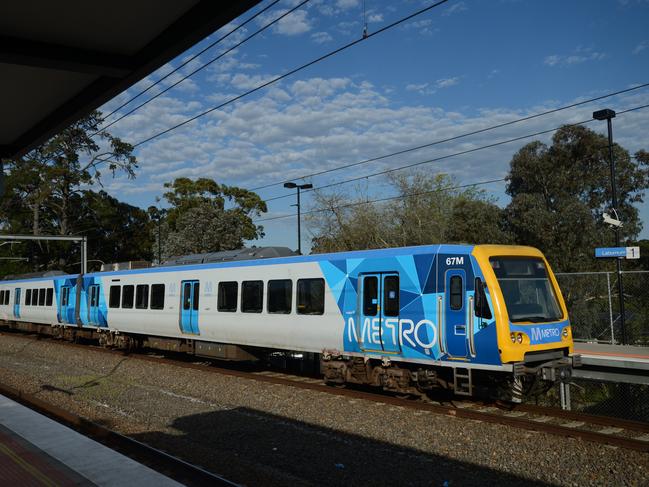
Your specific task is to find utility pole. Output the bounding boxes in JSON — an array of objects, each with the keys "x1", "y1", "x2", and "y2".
[
  {"x1": 593, "y1": 108, "x2": 626, "y2": 344},
  {"x1": 283, "y1": 182, "x2": 313, "y2": 254}
]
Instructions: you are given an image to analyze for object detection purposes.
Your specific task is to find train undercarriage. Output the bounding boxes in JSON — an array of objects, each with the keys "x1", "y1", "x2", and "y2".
[{"x1": 0, "y1": 320, "x2": 577, "y2": 402}]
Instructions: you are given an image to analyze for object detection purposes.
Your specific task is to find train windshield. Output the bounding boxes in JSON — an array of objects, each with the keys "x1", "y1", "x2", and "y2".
[{"x1": 490, "y1": 257, "x2": 563, "y2": 323}]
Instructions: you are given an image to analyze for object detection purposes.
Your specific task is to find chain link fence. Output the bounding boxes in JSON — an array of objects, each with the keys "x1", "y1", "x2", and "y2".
[{"x1": 555, "y1": 270, "x2": 649, "y2": 345}]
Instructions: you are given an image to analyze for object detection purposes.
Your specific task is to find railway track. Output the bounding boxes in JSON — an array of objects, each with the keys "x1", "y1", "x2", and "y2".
[
  {"x1": 0, "y1": 380, "x2": 237, "y2": 486},
  {"x1": 2, "y1": 329, "x2": 649, "y2": 453}
]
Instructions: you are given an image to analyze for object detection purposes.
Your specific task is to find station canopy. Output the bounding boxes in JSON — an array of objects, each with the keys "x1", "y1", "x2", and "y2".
[{"x1": 0, "y1": 0, "x2": 260, "y2": 160}]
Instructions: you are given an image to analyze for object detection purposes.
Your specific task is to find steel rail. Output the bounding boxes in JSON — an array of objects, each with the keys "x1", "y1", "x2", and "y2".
[{"x1": 2, "y1": 326, "x2": 648, "y2": 452}]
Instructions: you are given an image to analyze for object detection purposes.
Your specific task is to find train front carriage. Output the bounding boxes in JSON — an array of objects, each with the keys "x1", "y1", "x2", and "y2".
[{"x1": 321, "y1": 244, "x2": 578, "y2": 401}]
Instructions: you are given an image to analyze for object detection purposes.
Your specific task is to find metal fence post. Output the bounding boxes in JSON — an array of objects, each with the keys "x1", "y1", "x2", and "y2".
[{"x1": 606, "y1": 272, "x2": 615, "y2": 344}]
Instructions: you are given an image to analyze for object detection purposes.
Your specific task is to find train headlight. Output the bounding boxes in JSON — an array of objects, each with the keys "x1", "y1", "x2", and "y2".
[
  {"x1": 510, "y1": 333, "x2": 516, "y2": 343},
  {"x1": 516, "y1": 333, "x2": 523, "y2": 344},
  {"x1": 562, "y1": 328, "x2": 569, "y2": 338}
]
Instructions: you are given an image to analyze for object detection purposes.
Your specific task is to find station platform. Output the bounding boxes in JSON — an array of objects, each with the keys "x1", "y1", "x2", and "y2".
[
  {"x1": 572, "y1": 342, "x2": 649, "y2": 385},
  {"x1": 0, "y1": 394, "x2": 183, "y2": 487}
]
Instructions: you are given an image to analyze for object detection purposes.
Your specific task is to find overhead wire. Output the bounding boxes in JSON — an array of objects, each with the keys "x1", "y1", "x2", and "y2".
[
  {"x1": 250, "y1": 82, "x2": 649, "y2": 192},
  {"x1": 254, "y1": 178, "x2": 507, "y2": 223},
  {"x1": 126, "y1": 0, "x2": 451, "y2": 149},
  {"x1": 261, "y1": 101, "x2": 649, "y2": 204},
  {"x1": 98, "y1": 0, "x2": 309, "y2": 134},
  {"x1": 254, "y1": 102, "x2": 649, "y2": 223}
]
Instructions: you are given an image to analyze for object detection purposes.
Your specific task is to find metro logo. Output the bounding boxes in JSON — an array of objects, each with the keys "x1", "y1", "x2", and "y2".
[
  {"x1": 531, "y1": 326, "x2": 560, "y2": 342},
  {"x1": 346, "y1": 317, "x2": 437, "y2": 350}
]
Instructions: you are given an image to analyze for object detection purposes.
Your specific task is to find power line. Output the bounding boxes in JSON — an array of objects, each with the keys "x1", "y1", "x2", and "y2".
[
  {"x1": 99, "y1": 0, "x2": 310, "y2": 134},
  {"x1": 254, "y1": 178, "x2": 506, "y2": 223},
  {"x1": 251, "y1": 82, "x2": 649, "y2": 192},
  {"x1": 261, "y1": 101, "x2": 649, "y2": 204},
  {"x1": 254, "y1": 102, "x2": 649, "y2": 223},
  {"x1": 129, "y1": 0, "x2": 451, "y2": 149},
  {"x1": 100, "y1": 0, "x2": 283, "y2": 125}
]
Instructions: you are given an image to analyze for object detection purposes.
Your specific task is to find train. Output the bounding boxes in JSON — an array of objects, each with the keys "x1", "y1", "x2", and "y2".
[{"x1": 0, "y1": 244, "x2": 580, "y2": 401}]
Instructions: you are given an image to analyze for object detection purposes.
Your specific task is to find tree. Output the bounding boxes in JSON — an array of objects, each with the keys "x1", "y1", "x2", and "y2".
[
  {"x1": 0, "y1": 110, "x2": 140, "y2": 271},
  {"x1": 308, "y1": 172, "x2": 510, "y2": 253},
  {"x1": 505, "y1": 125, "x2": 649, "y2": 272},
  {"x1": 5, "y1": 111, "x2": 136, "y2": 236},
  {"x1": 160, "y1": 177, "x2": 267, "y2": 257}
]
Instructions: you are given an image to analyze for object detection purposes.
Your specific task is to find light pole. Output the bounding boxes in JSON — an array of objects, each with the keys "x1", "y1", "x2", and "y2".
[
  {"x1": 593, "y1": 108, "x2": 626, "y2": 344},
  {"x1": 283, "y1": 182, "x2": 313, "y2": 254}
]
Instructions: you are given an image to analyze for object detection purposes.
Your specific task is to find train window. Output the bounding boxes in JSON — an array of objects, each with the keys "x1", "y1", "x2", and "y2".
[
  {"x1": 136, "y1": 284, "x2": 149, "y2": 309},
  {"x1": 182, "y1": 282, "x2": 192, "y2": 310},
  {"x1": 297, "y1": 278, "x2": 325, "y2": 315},
  {"x1": 450, "y1": 276, "x2": 463, "y2": 310},
  {"x1": 383, "y1": 275, "x2": 400, "y2": 317},
  {"x1": 193, "y1": 283, "x2": 200, "y2": 311},
  {"x1": 241, "y1": 281, "x2": 263, "y2": 313},
  {"x1": 363, "y1": 276, "x2": 378, "y2": 316},
  {"x1": 109, "y1": 286, "x2": 121, "y2": 308},
  {"x1": 25, "y1": 289, "x2": 31, "y2": 306},
  {"x1": 217, "y1": 282, "x2": 238, "y2": 312},
  {"x1": 38, "y1": 288, "x2": 46, "y2": 306},
  {"x1": 61, "y1": 288, "x2": 66, "y2": 306},
  {"x1": 92, "y1": 286, "x2": 100, "y2": 307},
  {"x1": 31, "y1": 289, "x2": 38, "y2": 306},
  {"x1": 150, "y1": 284, "x2": 165, "y2": 310},
  {"x1": 46, "y1": 289, "x2": 53, "y2": 306},
  {"x1": 0, "y1": 291, "x2": 4, "y2": 304},
  {"x1": 122, "y1": 285, "x2": 134, "y2": 308},
  {"x1": 267, "y1": 279, "x2": 292, "y2": 314},
  {"x1": 5, "y1": 291, "x2": 9, "y2": 305}
]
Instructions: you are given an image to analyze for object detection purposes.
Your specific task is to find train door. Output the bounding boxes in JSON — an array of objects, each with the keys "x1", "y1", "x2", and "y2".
[
  {"x1": 358, "y1": 273, "x2": 401, "y2": 353},
  {"x1": 59, "y1": 286, "x2": 74, "y2": 324},
  {"x1": 444, "y1": 270, "x2": 467, "y2": 357},
  {"x1": 180, "y1": 280, "x2": 200, "y2": 335},
  {"x1": 88, "y1": 284, "x2": 100, "y2": 325},
  {"x1": 13, "y1": 288, "x2": 20, "y2": 319}
]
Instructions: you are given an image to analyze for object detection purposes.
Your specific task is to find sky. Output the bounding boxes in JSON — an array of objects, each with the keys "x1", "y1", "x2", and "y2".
[{"x1": 97, "y1": 0, "x2": 649, "y2": 252}]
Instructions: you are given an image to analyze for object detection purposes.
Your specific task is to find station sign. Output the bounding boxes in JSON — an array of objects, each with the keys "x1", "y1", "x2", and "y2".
[{"x1": 595, "y1": 246, "x2": 640, "y2": 259}]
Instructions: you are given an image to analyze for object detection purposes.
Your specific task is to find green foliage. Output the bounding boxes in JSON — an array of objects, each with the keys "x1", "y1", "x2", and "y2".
[
  {"x1": 505, "y1": 125, "x2": 649, "y2": 271},
  {"x1": 0, "y1": 111, "x2": 143, "y2": 272},
  {"x1": 308, "y1": 172, "x2": 511, "y2": 253},
  {"x1": 160, "y1": 177, "x2": 267, "y2": 257}
]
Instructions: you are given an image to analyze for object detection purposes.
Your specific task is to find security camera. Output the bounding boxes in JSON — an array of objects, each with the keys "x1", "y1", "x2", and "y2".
[{"x1": 603, "y1": 212, "x2": 623, "y2": 228}]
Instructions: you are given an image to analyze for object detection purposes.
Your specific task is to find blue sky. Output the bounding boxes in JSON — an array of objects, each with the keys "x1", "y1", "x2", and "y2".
[{"x1": 98, "y1": 0, "x2": 649, "y2": 252}]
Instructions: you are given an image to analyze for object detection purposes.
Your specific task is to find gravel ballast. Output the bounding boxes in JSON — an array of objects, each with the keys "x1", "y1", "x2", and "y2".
[{"x1": 0, "y1": 332, "x2": 646, "y2": 486}]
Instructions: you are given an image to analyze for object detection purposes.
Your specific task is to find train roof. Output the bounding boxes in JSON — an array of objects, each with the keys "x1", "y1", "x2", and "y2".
[
  {"x1": 162, "y1": 246, "x2": 298, "y2": 266},
  {"x1": 0, "y1": 243, "x2": 488, "y2": 283}
]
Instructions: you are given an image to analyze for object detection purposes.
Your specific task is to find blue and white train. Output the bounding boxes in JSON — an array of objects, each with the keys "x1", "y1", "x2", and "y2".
[{"x1": 0, "y1": 244, "x2": 580, "y2": 400}]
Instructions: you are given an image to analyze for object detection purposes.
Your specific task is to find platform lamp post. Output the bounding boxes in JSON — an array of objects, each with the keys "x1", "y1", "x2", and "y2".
[
  {"x1": 593, "y1": 108, "x2": 627, "y2": 344},
  {"x1": 284, "y1": 182, "x2": 313, "y2": 254}
]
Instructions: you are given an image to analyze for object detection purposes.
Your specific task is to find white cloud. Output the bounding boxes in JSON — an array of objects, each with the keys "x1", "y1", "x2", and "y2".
[
  {"x1": 443, "y1": 2, "x2": 468, "y2": 16},
  {"x1": 336, "y1": 0, "x2": 359, "y2": 9},
  {"x1": 406, "y1": 77, "x2": 460, "y2": 95},
  {"x1": 544, "y1": 47, "x2": 606, "y2": 66},
  {"x1": 368, "y1": 13, "x2": 383, "y2": 23},
  {"x1": 311, "y1": 31, "x2": 333, "y2": 44},
  {"x1": 633, "y1": 41, "x2": 648, "y2": 54},
  {"x1": 436, "y1": 77, "x2": 460, "y2": 88},
  {"x1": 257, "y1": 9, "x2": 312, "y2": 36}
]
